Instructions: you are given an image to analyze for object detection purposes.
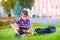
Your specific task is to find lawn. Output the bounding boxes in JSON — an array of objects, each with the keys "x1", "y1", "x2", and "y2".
[{"x1": 0, "y1": 24, "x2": 60, "y2": 40}]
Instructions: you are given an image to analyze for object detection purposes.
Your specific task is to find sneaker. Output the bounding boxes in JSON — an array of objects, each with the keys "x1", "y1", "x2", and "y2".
[
  {"x1": 15, "y1": 34, "x2": 21, "y2": 38},
  {"x1": 19, "y1": 30, "x2": 26, "y2": 35},
  {"x1": 15, "y1": 31, "x2": 26, "y2": 38}
]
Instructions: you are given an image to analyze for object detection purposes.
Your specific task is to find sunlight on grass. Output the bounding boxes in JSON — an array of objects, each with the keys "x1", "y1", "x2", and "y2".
[{"x1": 0, "y1": 24, "x2": 60, "y2": 40}]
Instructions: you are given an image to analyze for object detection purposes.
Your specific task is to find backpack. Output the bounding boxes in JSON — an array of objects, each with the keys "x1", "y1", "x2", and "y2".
[{"x1": 35, "y1": 26, "x2": 56, "y2": 34}]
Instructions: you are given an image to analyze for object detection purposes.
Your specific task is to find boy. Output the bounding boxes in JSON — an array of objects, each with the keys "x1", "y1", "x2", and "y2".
[{"x1": 11, "y1": 10, "x2": 33, "y2": 37}]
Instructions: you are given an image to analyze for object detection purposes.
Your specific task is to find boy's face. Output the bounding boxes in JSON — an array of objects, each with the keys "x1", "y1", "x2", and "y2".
[{"x1": 21, "y1": 13, "x2": 28, "y2": 20}]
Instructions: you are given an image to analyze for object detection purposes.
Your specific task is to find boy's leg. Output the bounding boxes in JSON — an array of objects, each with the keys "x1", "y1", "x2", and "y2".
[
  {"x1": 26, "y1": 30, "x2": 33, "y2": 36},
  {"x1": 25, "y1": 31, "x2": 33, "y2": 36},
  {"x1": 22, "y1": 28, "x2": 33, "y2": 36}
]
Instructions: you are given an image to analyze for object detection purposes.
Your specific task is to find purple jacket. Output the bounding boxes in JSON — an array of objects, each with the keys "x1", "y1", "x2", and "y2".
[{"x1": 15, "y1": 18, "x2": 30, "y2": 28}]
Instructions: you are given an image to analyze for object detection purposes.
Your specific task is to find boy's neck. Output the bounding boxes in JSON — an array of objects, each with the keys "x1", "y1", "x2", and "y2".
[{"x1": 21, "y1": 18, "x2": 28, "y2": 21}]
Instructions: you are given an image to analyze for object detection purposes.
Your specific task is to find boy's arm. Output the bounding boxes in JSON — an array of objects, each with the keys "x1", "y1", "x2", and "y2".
[
  {"x1": 14, "y1": 23, "x2": 20, "y2": 30},
  {"x1": 14, "y1": 23, "x2": 19, "y2": 27},
  {"x1": 14, "y1": 18, "x2": 20, "y2": 30}
]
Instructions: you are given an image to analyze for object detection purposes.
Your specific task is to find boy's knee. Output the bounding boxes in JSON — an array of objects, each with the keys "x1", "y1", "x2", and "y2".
[{"x1": 15, "y1": 27, "x2": 20, "y2": 31}]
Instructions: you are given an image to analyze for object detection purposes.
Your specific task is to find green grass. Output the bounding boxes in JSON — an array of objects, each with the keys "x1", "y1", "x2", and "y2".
[{"x1": 0, "y1": 24, "x2": 60, "y2": 40}]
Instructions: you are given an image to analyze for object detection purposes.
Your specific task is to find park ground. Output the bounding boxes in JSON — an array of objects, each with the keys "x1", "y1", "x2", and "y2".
[{"x1": 0, "y1": 24, "x2": 60, "y2": 40}]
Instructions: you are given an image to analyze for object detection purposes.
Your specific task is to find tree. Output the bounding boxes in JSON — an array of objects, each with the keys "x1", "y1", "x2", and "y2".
[
  {"x1": 19, "y1": 0, "x2": 34, "y2": 9},
  {"x1": 1, "y1": 0, "x2": 34, "y2": 16},
  {"x1": 1, "y1": 0, "x2": 16, "y2": 17}
]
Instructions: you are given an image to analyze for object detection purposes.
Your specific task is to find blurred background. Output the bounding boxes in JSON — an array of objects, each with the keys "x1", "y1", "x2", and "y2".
[{"x1": 0, "y1": 0, "x2": 60, "y2": 28}]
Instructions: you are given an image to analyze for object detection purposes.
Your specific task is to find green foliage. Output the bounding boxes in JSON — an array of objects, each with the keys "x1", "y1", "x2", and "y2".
[
  {"x1": 19, "y1": 0, "x2": 34, "y2": 9},
  {"x1": 1, "y1": 0, "x2": 16, "y2": 14},
  {"x1": 1, "y1": 0, "x2": 34, "y2": 14}
]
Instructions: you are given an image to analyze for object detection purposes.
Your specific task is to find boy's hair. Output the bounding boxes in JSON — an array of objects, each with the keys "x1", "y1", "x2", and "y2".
[{"x1": 22, "y1": 10, "x2": 28, "y2": 16}]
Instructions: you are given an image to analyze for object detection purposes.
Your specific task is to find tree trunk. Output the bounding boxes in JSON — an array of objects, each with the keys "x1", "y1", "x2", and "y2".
[{"x1": 8, "y1": 13, "x2": 11, "y2": 17}]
